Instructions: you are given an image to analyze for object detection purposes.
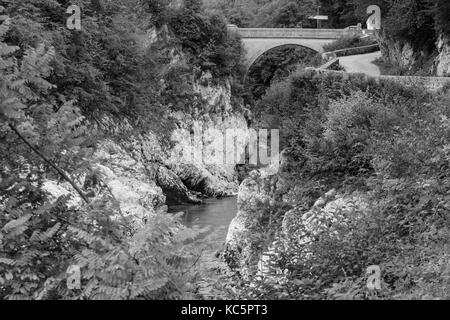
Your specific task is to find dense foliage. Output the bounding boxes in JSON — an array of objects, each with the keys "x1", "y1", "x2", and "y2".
[
  {"x1": 1, "y1": 0, "x2": 449, "y2": 301},
  {"x1": 235, "y1": 69, "x2": 450, "y2": 299},
  {"x1": 0, "y1": 0, "x2": 243, "y2": 300},
  {"x1": 146, "y1": 0, "x2": 245, "y2": 79},
  {"x1": 204, "y1": 0, "x2": 359, "y2": 29}
]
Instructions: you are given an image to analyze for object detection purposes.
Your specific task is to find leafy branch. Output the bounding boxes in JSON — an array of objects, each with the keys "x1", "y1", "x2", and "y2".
[{"x1": 8, "y1": 123, "x2": 89, "y2": 204}]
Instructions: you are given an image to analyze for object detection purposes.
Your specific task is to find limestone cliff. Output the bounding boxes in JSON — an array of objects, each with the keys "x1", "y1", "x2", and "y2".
[
  {"x1": 378, "y1": 32, "x2": 450, "y2": 76},
  {"x1": 436, "y1": 34, "x2": 450, "y2": 76},
  {"x1": 223, "y1": 166, "x2": 291, "y2": 275}
]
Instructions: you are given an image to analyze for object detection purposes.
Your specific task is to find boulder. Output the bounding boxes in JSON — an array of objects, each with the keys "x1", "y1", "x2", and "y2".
[
  {"x1": 156, "y1": 165, "x2": 202, "y2": 205},
  {"x1": 223, "y1": 168, "x2": 290, "y2": 273}
]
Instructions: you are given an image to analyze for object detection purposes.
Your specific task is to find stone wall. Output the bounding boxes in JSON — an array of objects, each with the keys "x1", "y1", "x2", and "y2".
[
  {"x1": 378, "y1": 75, "x2": 450, "y2": 92},
  {"x1": 311, "y1": 68, "x2": 450, "y2": 92}
]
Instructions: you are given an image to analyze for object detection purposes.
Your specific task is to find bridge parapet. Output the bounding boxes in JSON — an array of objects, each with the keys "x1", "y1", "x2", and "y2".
[{"x1": 227, "y1": 25, "x2": 362, "y2": 39}]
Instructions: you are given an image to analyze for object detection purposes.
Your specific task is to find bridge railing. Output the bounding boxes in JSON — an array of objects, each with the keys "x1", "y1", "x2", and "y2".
[
  {"x1": 227, "y1": 26, "x2": 362, "y2": 39},
  {"x1": 321, "y1": 43, "x2": 380, "y2": 62}
]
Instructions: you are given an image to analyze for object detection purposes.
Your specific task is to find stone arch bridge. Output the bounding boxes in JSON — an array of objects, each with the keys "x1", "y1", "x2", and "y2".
[{"x1": 227, "y1": 25, "x2": 362, "y2": 70}]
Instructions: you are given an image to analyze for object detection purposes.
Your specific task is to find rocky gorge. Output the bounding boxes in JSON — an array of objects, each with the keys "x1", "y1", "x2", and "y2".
[
  {"x1": 43, "y1": 74, "x2": 249, "y2": 231},
  {"x1": 2, "y1": 0, "x2": 450, "y2": 301},
  {"x1": 40, "y1": 20, "x2": 251, "y2": 233}
]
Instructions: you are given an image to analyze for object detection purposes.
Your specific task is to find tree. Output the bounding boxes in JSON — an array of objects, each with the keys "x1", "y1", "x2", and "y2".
[{"x1": 0, "y1": 5, "x2": 212, "y2": 301}]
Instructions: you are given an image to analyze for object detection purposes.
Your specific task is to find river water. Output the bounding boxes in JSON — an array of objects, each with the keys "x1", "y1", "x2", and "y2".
[
  {"x1": 169, "y1": 197, "x2": 238, "y2": 296},
  {"x1": 168, "y1": 196, "x2": 238, "y2": 242}
]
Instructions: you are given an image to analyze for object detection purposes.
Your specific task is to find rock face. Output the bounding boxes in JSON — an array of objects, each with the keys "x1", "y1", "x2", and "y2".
[
  {"x1": 168, "y1": 104, "x2": 250, "y2": 198},
  {"x1": 223, "y1": 146, "x2": 372, "y2": 277},
  {"x1": 43, "y1": 73, "x2": 248, "y2": 229},
  {"x1": 223, "y1": 149, "x2": 303, "y2": 273},
  {"x1": 223, "y1": 168, "x2": 290, "y2": 274},
  {"x1": 281, "y1": 192, "x2": 369, "y2": 244},
  {"x1": 43, "y1": 138, "x2": 167, "y2": 231},
  {"x1": 156, "y1": 165, "x2": 202, "y2": 205},
  {"x1": 378, "y1": 35, "x2": 416, "y2": 71},
  {"x1": 194, "y1": 71, "x2": 233, "y2": 113},
  {"x1": 436, "y1": 34, "x2": 450, "y2": 76},
  {"x1": 253, "y1": 191, "x2": 370, "y2": 276},
  {"x1": 378, "y1": 32, "x2": 450, "y2": 77}
]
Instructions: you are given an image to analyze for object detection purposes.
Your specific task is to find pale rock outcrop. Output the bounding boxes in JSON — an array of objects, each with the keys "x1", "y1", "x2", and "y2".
[
  {"x1": 42, "y1": 180, "x2": 84, "y2": 208},
  {"x1": 91, "y1": 139, "x2": 166, "y2": 228},
  {"x1": 224, "y1": 164, "x2": 371, "y2": 275},
  {"x1": 168, "y1": 107, "x2": 249, "y2": 197},
  {"x1": 436, "y1": 34, "x2": 450, "y2": 77},
  {"x1": 194, "y1": 71, "x2": 233, "y2": 113},
  {"x1": 156, "y1": 165, "x2": 202, "y2": 205},
  {"x1": 378, "y1": 32, "x2": 450, "y2": 77},
  {"x1": 379, "y1": 38, "x2": 416, "y2": 71},
  {"x1": 40, "y1": 138, "x2": 167, "y2": 230},
  {"x1": 281, "y1": 191, "x2": 370, "y2": 260},
  {"x1": 253, "y1": 191, "x2": 370, "y2": 276},
  {"x1": 223, "y1": 168, "x2": 290, "y2": 272}
]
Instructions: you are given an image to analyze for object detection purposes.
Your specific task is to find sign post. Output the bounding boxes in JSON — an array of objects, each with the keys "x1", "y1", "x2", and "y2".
[
  {"x1": 308, "y1": 6, "x2": 328, "y2": 29},
  {"x1": 308, "y1": 15, "x2": 329, "y2": 29}
]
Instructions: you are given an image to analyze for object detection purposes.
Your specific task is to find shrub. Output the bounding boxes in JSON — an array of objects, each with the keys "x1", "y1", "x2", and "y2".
[
  {"x1": 236, "y1": 68, "x2": 450, "y2": 299},
  {"x1": 0, "y1": 10, "x2": 211, "y2": 301},
  {"x1": 168, "y1": 6, "x2": 244, "y2": 79}
]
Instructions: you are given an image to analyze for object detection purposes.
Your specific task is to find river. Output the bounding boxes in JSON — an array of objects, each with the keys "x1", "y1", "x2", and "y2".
[
  {"x1": 168, "y1": 196, "x2": 238, "y2": 242},
  {"x1": 168, "y1": 197, "x2": 238, "y2": 296}
]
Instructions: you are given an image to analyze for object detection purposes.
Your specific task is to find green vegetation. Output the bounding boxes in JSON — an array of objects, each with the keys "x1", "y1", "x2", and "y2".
[
  {"x1": 1, "y1": 0, "x2": 449, "y2": 301},
  {"x1": 0, "y1": 14, "x2": 199, "y2": 299},
  {"x1": 0, "y1": 0, "x2": 243, "y2": 299},
  {"x1": 204, "y1": 0, "x2": 359, "y2": 29},
  {"x1": 235, "y1": 69, "x2": 450, "y2": 299}
]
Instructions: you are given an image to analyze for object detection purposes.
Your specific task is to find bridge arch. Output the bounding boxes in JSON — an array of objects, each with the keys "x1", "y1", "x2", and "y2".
[
  {"x1": 243, "y1": 44, "x2": 318, "y2": 99},
  {"x1": 227, "y1": 25, "x2": 362, "y2": 70},
  {"x1": 246, "y1": 43, "x2": 320, "y2": 73}
]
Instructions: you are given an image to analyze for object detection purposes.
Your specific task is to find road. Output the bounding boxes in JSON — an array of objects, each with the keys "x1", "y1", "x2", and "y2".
[{"x1": 339, "y1": 51, "x2": 382, "y2": 76}]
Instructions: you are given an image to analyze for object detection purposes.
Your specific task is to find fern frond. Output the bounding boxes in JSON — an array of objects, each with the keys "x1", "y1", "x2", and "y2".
[
  {"x1": 0, "y1": 17, "x2": 11, "y2": 38},
  {"x1": 2, "y1": 214, "x2": 31, "y2": 233},
  {"x1": 0, "y1": 43, "x2": 19, "y2": 57},
  {"x1": 0, "y1": 258, "x2": 15, "y2": 266}
]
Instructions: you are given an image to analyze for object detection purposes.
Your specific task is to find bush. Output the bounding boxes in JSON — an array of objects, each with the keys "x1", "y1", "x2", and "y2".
[
  {"x1": 236, "y1": 68, "x2": 450, "y2": 299},
  {"x1": 168, "y1": 5, "x2": 245, "y2": 79}
]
